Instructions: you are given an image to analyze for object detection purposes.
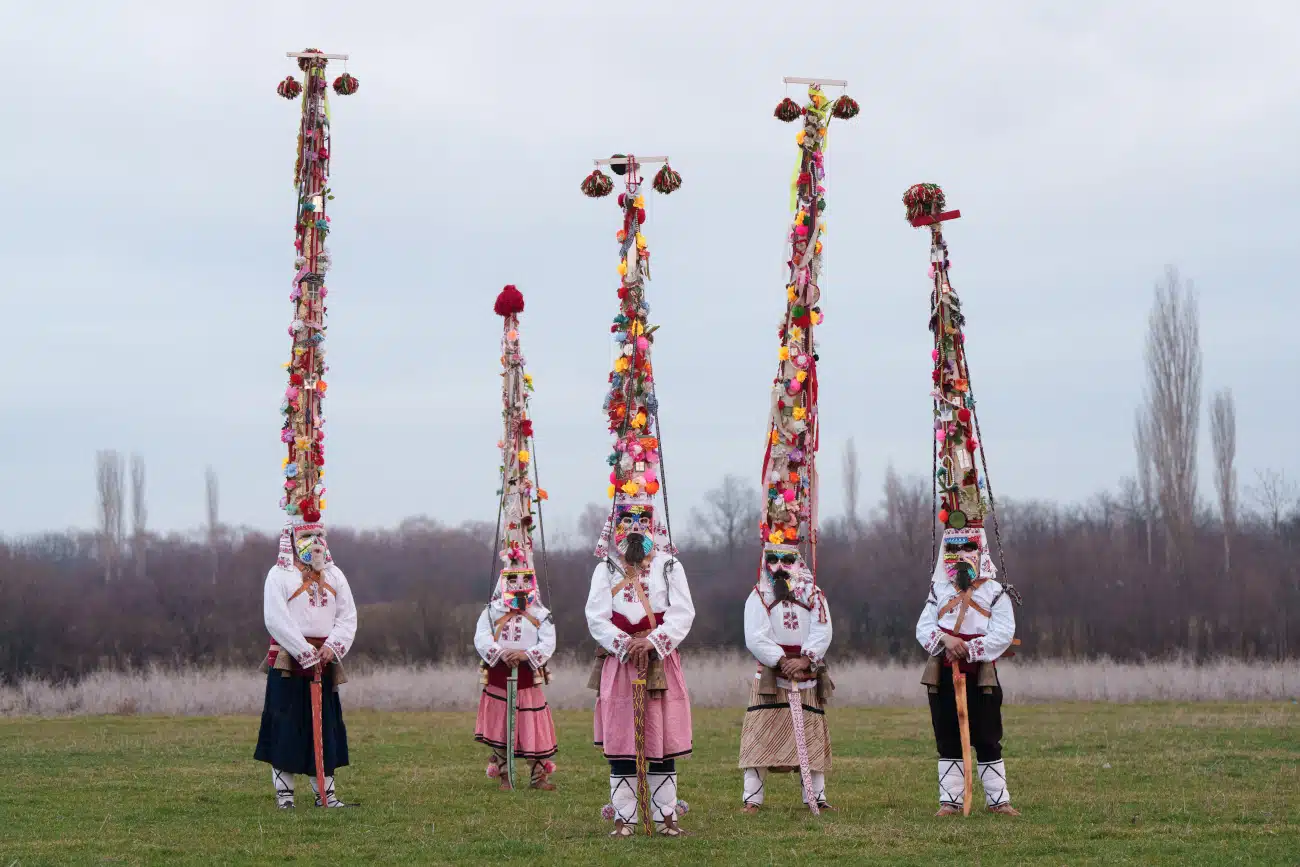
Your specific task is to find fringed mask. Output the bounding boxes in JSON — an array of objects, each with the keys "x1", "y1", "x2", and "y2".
[
  {"x1": 294, "y1": 529, "x2": 328, "y2": 572},
  {"x1": 501, "y1": 569, "x2": 537, "y2": 611},
  {"x1": 615, "y1": 505, "x2": 654, "y2": 564},
  {"x1": 763, "y1": 545, "x2": 800, "y2": 601},
  {"x1": 943, "y1": 534, "x2": 981, "y2": 591}
]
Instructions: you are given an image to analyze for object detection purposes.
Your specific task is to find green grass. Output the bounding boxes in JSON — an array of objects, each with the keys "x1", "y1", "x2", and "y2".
[{"x1": 1, "y1": 703, "x2": 1297, "y2": 865}]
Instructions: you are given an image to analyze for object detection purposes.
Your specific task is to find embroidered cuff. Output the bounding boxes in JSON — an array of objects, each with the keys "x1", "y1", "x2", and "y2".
[
  {"x1": 648, "y1": 629, "x2": 673, "y2": 660},
  {"x1": 611, "y1": 632, "x2": 631, "y2": 663},
  {"x1": 326, "y1": 638, "x2": 348, "y2": 660},
  {"x1": 484, "y1": 643, "x2": 504, "y2": 667},
  {"x1": 803, "y1": 648, "x2": 825, "y2": 669},
  {"x1": 967, "y1": 637, "x2": 989, "y2": 661},
  {"x1": 295, "y1": 647, "x2": 321, "y2": 668},
  {"x1": 526, "y1": 647, "x2": 547, "y2": 670},
  {"x1": 921, "y1": 629, "x2": 943, "y2": 656}
]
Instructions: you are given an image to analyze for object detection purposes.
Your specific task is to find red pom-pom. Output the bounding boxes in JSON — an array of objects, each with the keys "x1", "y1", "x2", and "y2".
[
  {"x1": 303, "y1": 510, "x2": 321, "y2": 523},
  {"x1": 938, "y1": 509, "x2": 949, "y2": 524},
  {"x1": 494, "y1": 285, "x2": 525, "y2": 317},
  {"x1": 957, "y1": 408, "x2": 971, "y2": 423},
  {"x1": 289, "y1": 373, "x2": 304, "y2": 386}
]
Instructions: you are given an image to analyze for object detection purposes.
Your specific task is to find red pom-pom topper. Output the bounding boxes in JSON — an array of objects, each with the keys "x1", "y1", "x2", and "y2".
[{"x1": 494, "y1": 284, "x2": 525, "y2": 317}]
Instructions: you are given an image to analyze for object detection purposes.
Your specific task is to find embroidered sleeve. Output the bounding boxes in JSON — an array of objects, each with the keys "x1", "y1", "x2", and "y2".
[
  {"x1": 473, "y1": 607, "x2": 503, "y2": 666},
  {"x1": 916, "y1": 590, "x2": 944, "y2": 655},
  {"x1": 527, "y1": 613, "x2": 556, "y2": 670},
  {"x1": 968, "y1": 585, "x2": 1016, "y2": 661},
  {"x1": 802, "y1": 591, "x2": 832, "y2": 664},
  {"x1": 744, "y1": 590, "x2": 785, "y2": 668},
  {"x1": 586, "y1": 563, "x2": 632, "y2": 658},
  {"x1": 295, "y1": 645, "x2": 322, "y2": 668},
  {"x1": 648, "y1": 557, "x2": 694, "y2": 658},
  {"x1": 322, "y1": 566, "x2": 358, "y2": 659},
  {"x1": 263, "y1": 569, "x2": 315, "y2": 663}
]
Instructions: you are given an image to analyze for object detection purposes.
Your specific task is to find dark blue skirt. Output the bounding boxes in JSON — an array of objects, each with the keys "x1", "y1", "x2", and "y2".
[{"x1": 253, "y1": 667, "x2": 349, "y2": 775}]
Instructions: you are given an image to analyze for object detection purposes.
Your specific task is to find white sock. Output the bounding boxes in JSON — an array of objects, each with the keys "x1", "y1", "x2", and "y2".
[
  {"x1": 272, "y1": 768, "x2": 295, "y2": 806},
  {"x1": 979, "y1": 760, "x2": 1010, "y2": 807},
  {"x1": 610, "y1": 774, "x2": 638, "y2": 824},
  {"x1": 309, "y1": 774, "x2": 342, "y2": 807},
  {"x1": 938, "y1": 759, "x2": 965, "y2": 807},
  {"x1": 650, "y1": 772, "x2": 679, "y2": 825},
  {"x1": 742, "y1": 768, "x2": 766, "y2": 806},
  {"x1": 802, "y1": 771, "x2": 827, "y2": 805}
]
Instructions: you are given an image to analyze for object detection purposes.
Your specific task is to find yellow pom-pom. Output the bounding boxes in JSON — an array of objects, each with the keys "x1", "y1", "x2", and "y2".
[
  {"x1": 608, "y1": 484, "x2": 616, "y2": 499},
  {"x1": 795, "y1": 130, "x2": 805, "y2": 145},
  {"x1": 810, "y1": 311, "x2": 822, "y2": 325},
  {"x1": 633, "y1": 195, "x2": 645, "y2": 209},
  {"x1": 779, "y1": 346, "x2": 790, "y2": 361},
  {"x1": 796, "y1": 370, "x2": 808, "y2": 383},
  {"x1": 518, "y1": 450, "x2": 530, "y2": 463},
  {"x1": 319, "y1": 499, "x2": 327, "y2": 510},
  {"x1": 615, "y1": 357, "x2": 630, "y2": 373},
  {"x1": 632, "y1": 412, "x2": 647, "y2": 428},
  {"x1": 814, "y1": 241, "x2": 823, "y2": 255},
  {"x1": 793, "y1": 407, "x2": 807, "y2": 421},
  {"x1": 635, "y1": 232, "x2": 646, "y2": 249},
  {"x1": 787, "y1": 286, "x2": 797, "y2": 303},
  {"x1": 770, "y1": 430, "x2": 780, "y2": 445},
  {"x1": 281, "y1": 457, "x2": 290, "y2": 468},
  {"x1": 621, "y1": 480, "x2": 639, "y2": 495},
  {"x1": 768, "y1": 530, "x2": 785, "y2": 545},
  {"x1": 617, "y1": 261, "x2": 628, "y2": 276}
]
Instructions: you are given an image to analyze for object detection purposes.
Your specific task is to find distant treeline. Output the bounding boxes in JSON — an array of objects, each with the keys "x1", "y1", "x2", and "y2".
[{"x1": 3, "y1": 468, "x2": 1298, "y2": 684}]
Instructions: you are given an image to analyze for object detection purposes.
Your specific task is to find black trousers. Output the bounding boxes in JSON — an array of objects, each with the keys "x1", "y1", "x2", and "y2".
[
  {"x1": 253, "y1": 668, "x2": 350, "y2": 775},
  {"x1": 927, "y1": 664, "x2": 1003, "y2": 763},
  {"x1": 610, "y1": 759, "x2": 675, "y2": 775}
]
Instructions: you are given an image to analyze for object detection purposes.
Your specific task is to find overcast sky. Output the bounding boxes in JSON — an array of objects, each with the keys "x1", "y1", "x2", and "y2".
[{"x1": 1, "y1": 1, "x2": 1295, "y2": 539}]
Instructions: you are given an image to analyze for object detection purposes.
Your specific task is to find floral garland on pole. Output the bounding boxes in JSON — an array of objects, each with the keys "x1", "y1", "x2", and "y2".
[{"x1": 276, "y1": 49, "x2": 358, "y2": 525}]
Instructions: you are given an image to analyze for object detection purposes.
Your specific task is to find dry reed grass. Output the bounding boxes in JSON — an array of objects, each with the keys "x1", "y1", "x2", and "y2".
[{"x1": 2, "y1": 654, "x2": 1295, "y2": 717}]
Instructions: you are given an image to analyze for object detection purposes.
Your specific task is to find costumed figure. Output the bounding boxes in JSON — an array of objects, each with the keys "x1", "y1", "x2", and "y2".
[
  {"x1": 739, "y1": 80, "x2": 857, "y2": 815},
  {"x1": 905, "y1": 183, "x2": 1023, "y2": 817},
  {"x1": 581, "y1": 154, "x2": 693, "y2": 838},
  {"x1": 254, "y1": 48, "x2": 360, "y2": 810},
  {"x1": 472, "y1": 285, "x2": 559, "y2": 791}
]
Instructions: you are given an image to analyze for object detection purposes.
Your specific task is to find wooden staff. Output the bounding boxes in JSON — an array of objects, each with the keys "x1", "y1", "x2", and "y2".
[
  {"x1": 632, "y1": 664, "x2": 652, "y2": 835},
  {"x1": 505, "y1": 665, "x2": 519, "y2": 790},
  {"x1": 310, "y1": 663, "x2": 328, "y2": 807},
  {"x1": 786, "y1": 679, "x2": 820, "y2": 816},
  {"x1": 951, "y1": 660, "x2": 973, "y2": 816}
]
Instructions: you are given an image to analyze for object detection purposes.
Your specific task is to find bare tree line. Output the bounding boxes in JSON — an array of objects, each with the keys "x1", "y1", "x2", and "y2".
[{"x1": 5, "y1": 265, "x2": 1297, "y2": 682}]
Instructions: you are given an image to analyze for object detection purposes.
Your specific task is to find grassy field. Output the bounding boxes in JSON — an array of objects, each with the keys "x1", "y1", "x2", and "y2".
[{"x1": 0, "y1": 703, "x2": 1296, "y2": 865}]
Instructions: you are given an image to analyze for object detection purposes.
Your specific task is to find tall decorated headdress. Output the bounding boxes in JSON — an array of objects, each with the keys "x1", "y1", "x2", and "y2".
[
  {"x1": 580, "y1": 154, "x2": 683, "y2": 559},
  {"x1": 272, "y1": 49, "x2": 359, "y2": 567},
  {"x1": 759, "y1": 78, "x2": 859, "y2": 578},
  {"x1": 904, "y1": 184, "x2": 1021, "y2": 603},
  {"x1": 487, "y1": 285, "x2": 548, "y2": 606}
]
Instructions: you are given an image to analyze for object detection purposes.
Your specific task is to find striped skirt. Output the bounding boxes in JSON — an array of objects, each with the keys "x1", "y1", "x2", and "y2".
[
  {"x1": 474, "y1": 684, "x2": 558, "y2": 759},
  {"x1": 737, "y1": 679, "x2": 831, "y2": 772}
]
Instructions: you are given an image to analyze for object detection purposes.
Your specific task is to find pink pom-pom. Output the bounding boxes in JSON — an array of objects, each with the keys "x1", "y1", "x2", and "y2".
[
  {"x1": 936, "y1": 429, "x2": 946, "y2": 442},
  {"x1": 786, "y1": 380, "x2": 803, "y2": 395},
  {"x1": 636, "y1": 336, "x2": 649, "y2": 351},
  {"x1": 928, "y1": 265, "x2": 936, "y2": 279},
  {"x1": 782, "y1": 489, "x2": 796, "y2": 503},
  {"x1": 609, "y1": 471, "x2": 617, "y2": 484},
  {"x1": 542, "y1": 760, "x2": 556, "y2": 774},
  {"x1": 643, "y1": 467, "x2": 658, "y2": 484},
  {"x1": 600, "y1": 803, "x2": 616, "y2": 821},
  {"x1": 931, "y1": 349, "x2": 939, "y2": 362},
  {"x1": 486, "y1": 763, "x2": 500, "y2": 779},
  {"x1": 494, "y1": 284, "x2": 525, "y2": 317}
]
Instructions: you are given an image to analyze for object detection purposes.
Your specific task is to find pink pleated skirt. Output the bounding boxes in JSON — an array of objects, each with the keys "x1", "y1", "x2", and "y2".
[
  {"x1": 474, "y1": 684, "x2": 558, "y2": 759},
  {"x1": 593, "y1": 650, "x2": 693, "y2": 762}
]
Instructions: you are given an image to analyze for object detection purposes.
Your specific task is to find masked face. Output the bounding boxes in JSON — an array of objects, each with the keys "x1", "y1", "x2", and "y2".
[
  {"x1": 615, "y1": 507, "x2": 654, "y2": 564},
  {"x1": 764, "y1": 548, "x2": 799, "y2": 600},
  {"x1": 943, "y1": 538, "x2": 980, "y2": 588},
  {"x1": 295, "y1": 531, "x2": 328, "y2": 572},
  {"x1": 502, "y1": 571, "x2": 536, "y2": 610}
]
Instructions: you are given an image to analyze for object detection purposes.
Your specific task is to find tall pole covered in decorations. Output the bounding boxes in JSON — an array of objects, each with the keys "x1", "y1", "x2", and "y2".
[
  {"x1": 761, "y1": 77, "x2": 858, "y2": 816},
  {"x1": 760, "y1": 78, "x2": 858, "y2": 581},
  {"x1": 274, "y1": 49, "x2": 359, "y2": 528},
  {"x1": 904, "y1": 182, "x2": 1022, "y2": 816},
  {"x1": 580, "y1": 152, "x2": 682, "y2": 836}
]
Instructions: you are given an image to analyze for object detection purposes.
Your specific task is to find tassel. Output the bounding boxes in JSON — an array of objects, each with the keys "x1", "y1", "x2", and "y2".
[
  {"x1": 652, "y1": 163, "x2": 682, "y2": 195},
  {"x1": 332, "y1": 73, "x2": 360, "y2": 96},
  {"x1": 276, "y1": 77, "x2": 303, "y2": 100},
  {"x1": 774, "y1": 97, "x2": 803, "y2": 122},
  {"x1": 831, "y1": 94, "x2": 860, "y2": 120},
  {"x1": 581, "y1": 169, "x2": 615, "y2": 198},
  {"x1": 494, "y1": 284, "x2": 525, "y2": 317},
  {"x1": 903, "y1": 182, "x2": 946, "y2": 223}
]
